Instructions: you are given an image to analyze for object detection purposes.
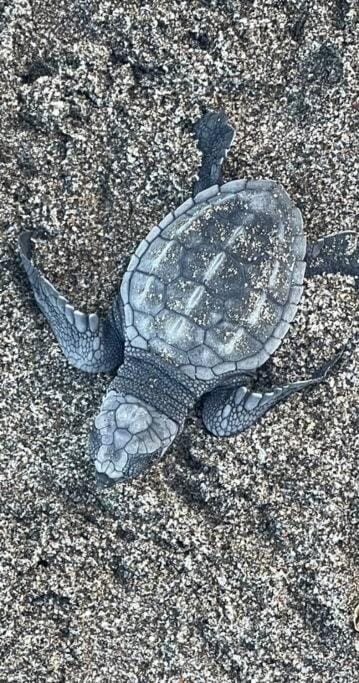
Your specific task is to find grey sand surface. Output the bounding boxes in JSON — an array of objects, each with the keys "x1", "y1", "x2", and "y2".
[{"x1": 0, "y1": 1, "x2": 358, "y2": 681}]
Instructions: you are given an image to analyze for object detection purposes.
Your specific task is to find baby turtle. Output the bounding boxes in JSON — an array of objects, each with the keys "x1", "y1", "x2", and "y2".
[{"x1": 19, "y1": 111, "x2": 358, "y2": 487}]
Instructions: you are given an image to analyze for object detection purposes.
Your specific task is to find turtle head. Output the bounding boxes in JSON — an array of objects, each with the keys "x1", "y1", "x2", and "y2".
[{"x1": 89, "y1": 390, "x2": 180, "y2": 487}]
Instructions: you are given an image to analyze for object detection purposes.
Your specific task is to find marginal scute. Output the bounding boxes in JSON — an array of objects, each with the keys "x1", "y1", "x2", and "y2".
[
  {"x1": 174, "y1": 197, "x2": 194, "y2": 216},
  {"x1": 291, "y1": 208, "x2": 303, "y2": 231},
  {"x1": 159, "y1": 211, "x2": 174, "y2": 229},
  {"x1": 264, "y1": 336, "x2": 282, "y2": 355},
  {"x1": 195, "y1": 366, "x2": 215, "y2": 380},
  {"x1": 213, "y1": 361, "x2": 236, "y2": 375},
  {"x1": 126, "y1": 325, "x2": 138, "y2": 341},
  {"x1": 188, "y1": 344, "x2": 220, "y2": 366},
  {"x1": 237, "y1": 348, "x2": 269, "y2": 370},
  {"x1": 131, "y1": 335, "x2": 148, "y2": 350},
  {"x1": 292, "y1": 260, "x2": 306, "y2": 284},
  {"x1": 292, "y1": 234, "x2": 306, "y2": 258},
  {"x1": 126, "y1": 254, "x2": 139, "y2": 272},
  {"x1": 124, "y1": 303, "x2": 134, "y2": 326},
  {"x1": 220, "y1": 179, "x2": 246, "y2": 193},
  {"x1": 134, "y1": 240, "x2": 148, "y2": 259},
  {"x1": 282, "y1": 303, "x2": 298, "y2": 322},
  {"x1": 124, "y1": 181, "x2": 306, "y2": 378},
  {"x1": 289, "y1": 285, "x2": 304, "y2": 304},
  {"x1": 181, "y1": 364, "x2": 197, "y2": 379},
  {"x1": 194, "y1": 184, "x2": 219, "y2": 203},
  {"x1": 273, "y1": 320, "x2": 290, "y2": 339},
  {"x1": 268, "y1": 266, "x2": 294, "y2": 305},
  {"x1": 120, "y1": 272, "x2": 130, "y2": 303},
  {"x1": 146, "y1": 225, "x2": 161, "y2": 242},
  {"x1": 246, "y1": 179, "x2": 275, "y2": 191}
]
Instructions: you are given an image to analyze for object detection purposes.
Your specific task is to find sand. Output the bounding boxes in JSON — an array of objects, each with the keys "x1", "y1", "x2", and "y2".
[{"x1": 0, "y1": 1, "x2": 358, "y2": 681}]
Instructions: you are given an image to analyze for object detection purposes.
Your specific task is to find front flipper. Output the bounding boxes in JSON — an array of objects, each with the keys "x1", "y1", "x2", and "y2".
[
  {"x1": 19, "y1": 231, "x2": 123, "y2": 373},
  {"x1": 306, "y1": 231, "x2": 358, "y2": 281},
  {"x1": 192, "y1": 110, "x2": 235, "y2": 195},
  {"x1": 202, "y1": 349, "x2": 344, "y2": 437}
]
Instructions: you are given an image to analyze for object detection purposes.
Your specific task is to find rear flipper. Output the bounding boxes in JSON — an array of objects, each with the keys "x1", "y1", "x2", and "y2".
[
  {"x1": 202, "y1": 348, "x2": 345, "y2": 437},
  {"x1": 19, "y1": 231, "x2": 123, "y2": 373},
  {"x1": 306, "y1": 232, "x2": 358, "y2": 281},
  {"x1": 192, "y1": 110, "x2": 235, "y2": 195}
]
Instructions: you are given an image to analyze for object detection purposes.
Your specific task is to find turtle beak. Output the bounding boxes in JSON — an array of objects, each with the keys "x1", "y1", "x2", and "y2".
[{"x1": 95, "y1": 471, "x2": 119, "y2": 491}]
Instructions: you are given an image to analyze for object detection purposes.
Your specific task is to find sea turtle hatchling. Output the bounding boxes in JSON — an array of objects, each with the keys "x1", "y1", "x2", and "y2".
[{"x1": 19, "y1": 110, "x2": 358, "y2": 487}]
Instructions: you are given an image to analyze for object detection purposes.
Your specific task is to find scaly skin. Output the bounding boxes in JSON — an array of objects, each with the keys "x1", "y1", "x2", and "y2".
[
  {"x1": 19, "y1": 231, "x2": 123, "y2": 372},
  {"x1": 193, "y1": 110, "x2": 235, "y2": 195},
  {"x1": 89, "y1": 350, "x2": 204, "y2": 486}
]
